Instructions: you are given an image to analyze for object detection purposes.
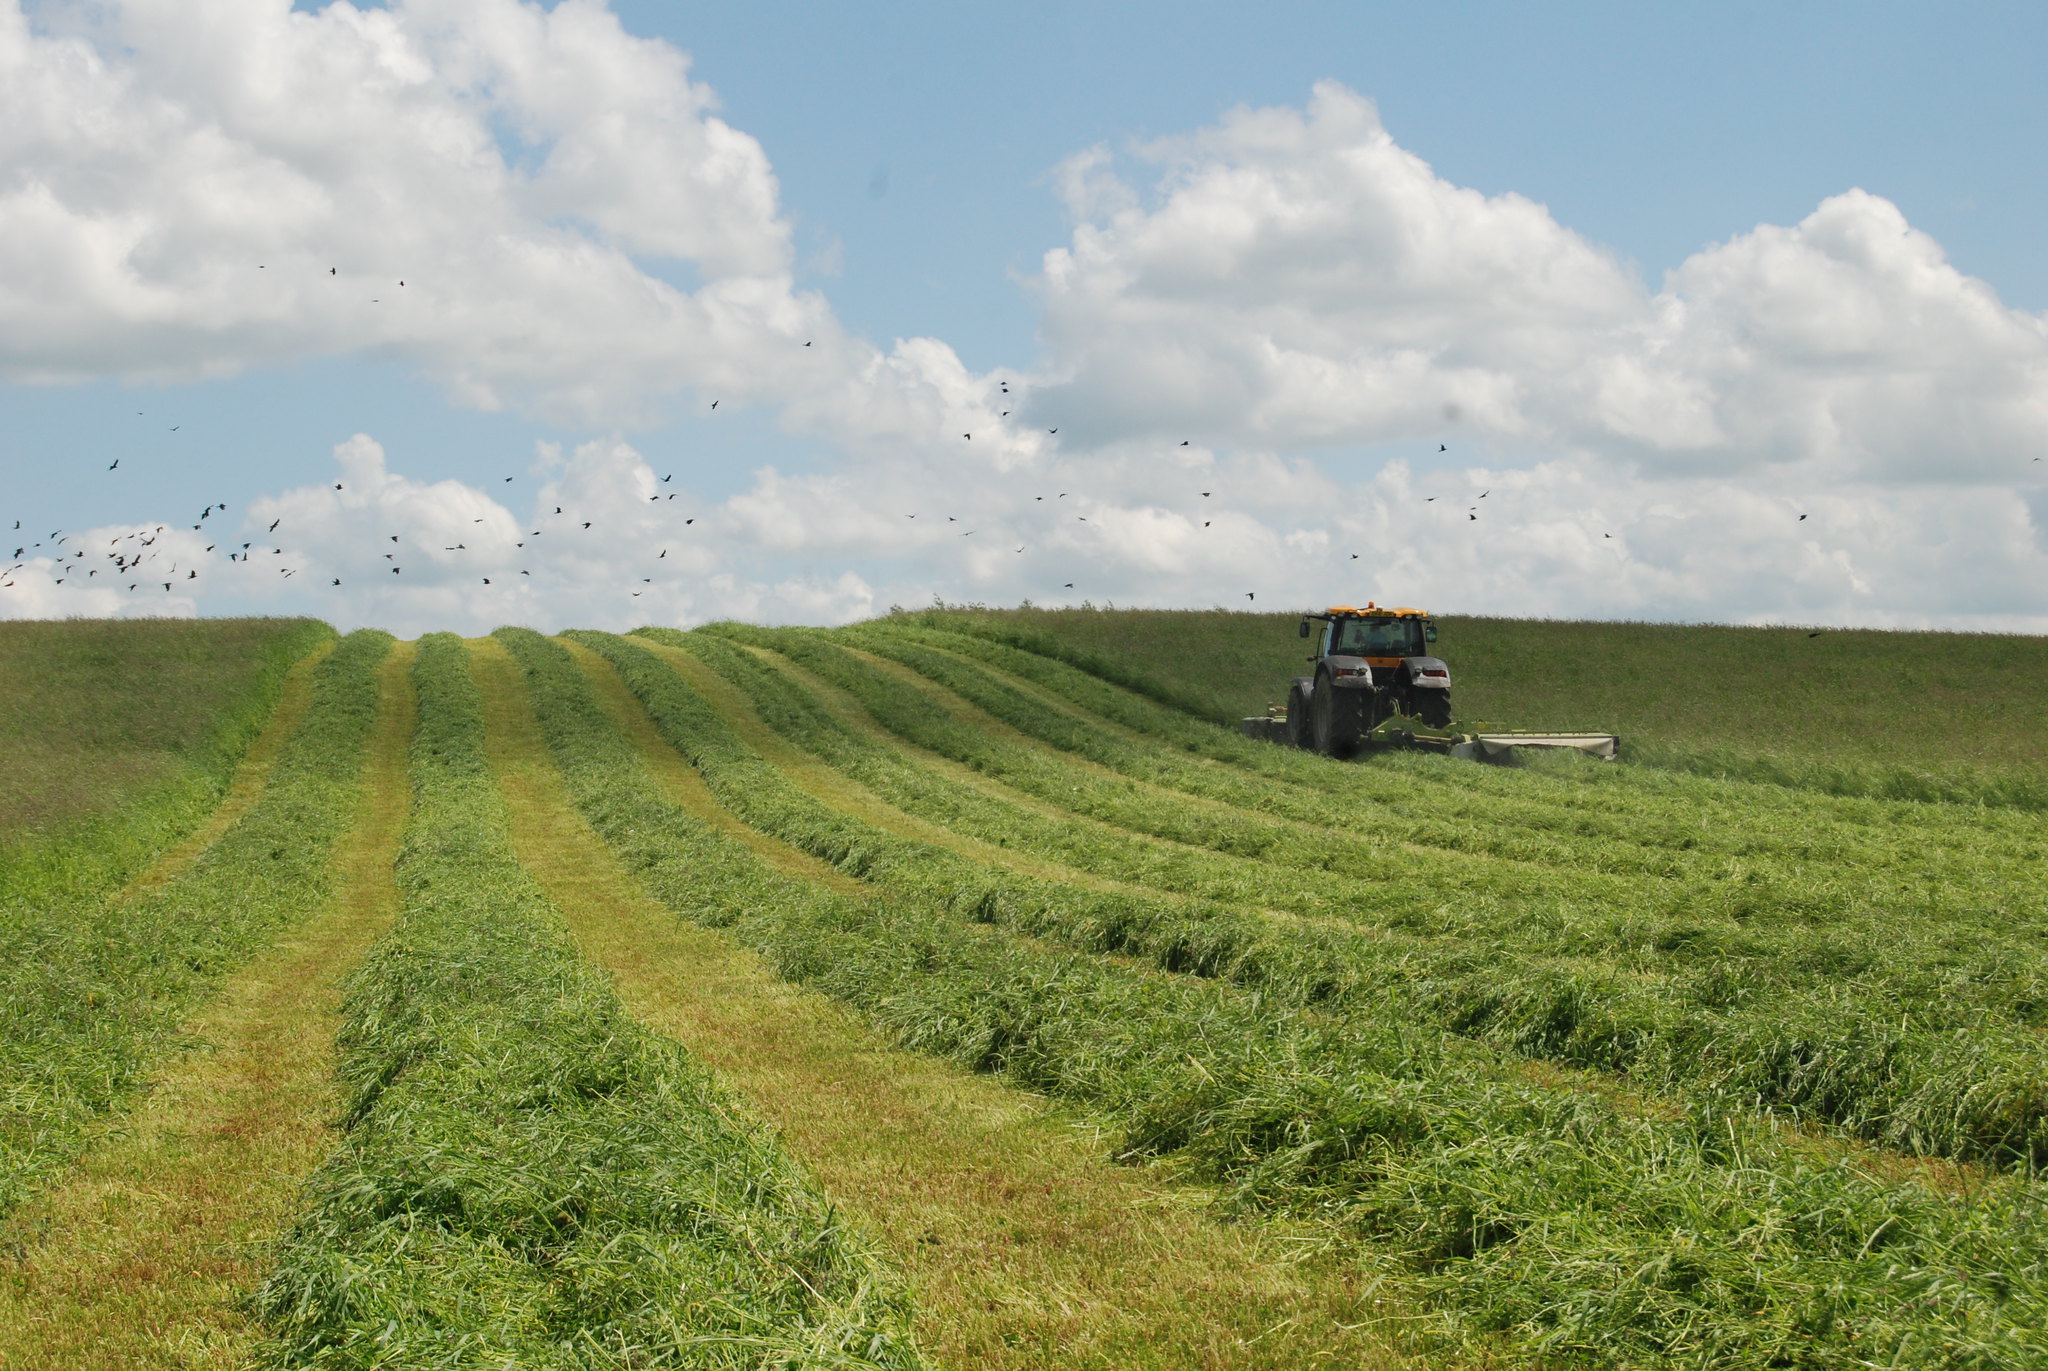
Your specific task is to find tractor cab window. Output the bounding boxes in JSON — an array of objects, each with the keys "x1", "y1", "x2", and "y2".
[{"x1": 1331, "y1": 617, "x2": 1422, "y2": 656}]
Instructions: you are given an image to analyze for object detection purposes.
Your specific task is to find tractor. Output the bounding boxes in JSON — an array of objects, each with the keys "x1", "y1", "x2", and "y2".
[{"x1": 1285, "y1": 604, "x2": 1450, "y2": 757}]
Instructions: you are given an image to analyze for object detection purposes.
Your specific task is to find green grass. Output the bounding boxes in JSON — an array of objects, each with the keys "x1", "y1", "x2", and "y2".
[
  {"x1": 626, "y1": 623, "x2": 2048, "y2": 1169},
  {"x1": 0, "y1": 617, "x2": 334, "y2": 902},
  {"x1": 252, "y1": 633, "x2": 928, "y2": 1369},
  {"x1": 503, "y1": 626, "x2": 2048, "y2": 1365},
  {"x1": 885, "y1": 607, "x2": 2048, "y2": 806},
  {"x1": 0, "y1": 629, "x2": 387, "y2": 1223}
]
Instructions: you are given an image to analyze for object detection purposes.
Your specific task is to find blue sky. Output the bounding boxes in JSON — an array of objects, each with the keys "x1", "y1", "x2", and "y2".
[{"x1": 2, "y1": 0, "x2": 2045, "y2": 632}]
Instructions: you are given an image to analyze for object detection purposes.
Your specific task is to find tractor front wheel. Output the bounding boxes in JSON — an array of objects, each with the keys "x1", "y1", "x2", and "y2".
[
  {"x1": 1285, "y1": 681, "x2": 1314, "y2": 749},
  {"x1": 1417, "y1": 689, "x2": 1452, "y2": 728},
  {"x1": 1312, "y1": 676, "x2": 1368, "y2": 758}
]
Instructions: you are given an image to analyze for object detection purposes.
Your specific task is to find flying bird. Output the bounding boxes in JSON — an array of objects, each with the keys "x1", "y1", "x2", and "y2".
[
  {"x1": 1181, "y1": 440, "x2": 1189, "y2": 446},
  {"x1": 711, "y1": 400, "x2": 719, "y2": 409},
  {"x1": 1245, "y1": 592, "x2": 1255, "y2": 601},
  {"x1": 108, "y1": 460, "x2": 118, "y2": 470},
  {"x1": 1048, "y1": 428, "x2": 1058, "y2": 434},
  {"x1": 269, "y1": 519, "x2": 280, "y2": 531},
  {"x1": 1798, "y1": 513, "x2": 1809, "y2": 521},
  {"x1": 1439, "y1": 444, "x2": 1447, "y2": 452}
]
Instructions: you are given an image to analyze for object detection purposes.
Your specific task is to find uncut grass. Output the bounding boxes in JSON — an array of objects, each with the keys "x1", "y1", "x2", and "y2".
[
  {"x1": 478, "y1": 637, "x2": 1429, "y2": 1371},
  {"x1": 889, "y1": 607, "x2": 2048, "y2": 807},
  {"x1": 508, "y1": 627, "x2": 2048, "y2": 1366},
  {"x1": 669, "y1": 625, "x2": 2048, "y2": 1168},
  {"x1": 0, "y1": 617, "x2": 333, "y2": 906},
  {"x1": 0, "y1": 641, "x2": 414, "y2": 1370},
  {"x1": 0, "y1": 628, "x2": 388, "y2": 1224},
  {"x1": 252, "y1": 633, "x2": 926, "y2": 1370}
]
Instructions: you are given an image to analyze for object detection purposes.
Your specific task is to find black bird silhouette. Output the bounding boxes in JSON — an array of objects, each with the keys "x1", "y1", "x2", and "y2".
[
  {"x1": 108, "y1": 460, "x2": 118, "y2": 470},
  {"x1": 964, "y1": 433, "x2": 971, "y2": 440},
  {"x1": 169, "y1": 426, "x2": 179, "y2": 432},
  {"x1": 1064, "y1": 582, "x2": 1074, "y2": 588},
  {"x1": 1479, "y1": 490, "x2": 1489, "y2": 498},
  {"x1": 804, "y1": 341, "x2": 812, "y2": 346},
  {"x1": 269, "y1": 519, "x2": 280, "y2": 531},
  {"x1": 1180, "y1": 440, "x2": 1189, "y2": 446},
  {"x1": 390, "y1": 535, "x2": 399, "y2": 542},
  {"x1": 334, "y1": 483, "x2": 343, "y2": 490},
  {"x1": 1439, "y1": 444, "x2": 1447, "y2": 452},
  {"x1": 711, "y1": 400, "x2": 719, "y2": 409},
  {"x1": 1808, "y1": 631, "x2": 1823, "y2": 638},
  {"x1": 1204, "y1": 521, "x2": 1211, "y2": 527},
  {"x1": 1350, "y1": 553, "x2": 1359, "y2": 559},
  {"x1": 662, "y1": 474, "x2": 672, "y2": 482},
  {"x1": 1468, "y1": 513, "x2": 1477, "y2": 521},
  {"x1": 1798, "y1": 513, "x2": 1809, "y2": 521},
  {"x1": 330, "y1": 267, "x2": 336, "y2": 275},
  {"x1": 1246, "y1": 592, "x2": 1255, "y2": 601},
  {"x1": 504, "y1": 476, "x2": 512, "y2": 482},
  {"x1": 331, "y1": 578, "x2": 340, "y2": 586},
  {"x1": 685, "y1": 518, "x2": 695, "y2": 525},
  {"x1": 581, "y1": 522, "x2": 592, "y2": 529},
  {"x1": 1048, "y1": 428, "x2": 1057, "y2": 434}
]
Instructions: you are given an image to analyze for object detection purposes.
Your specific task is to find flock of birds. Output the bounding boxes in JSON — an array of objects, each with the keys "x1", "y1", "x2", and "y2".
[{"x1": 5, "y1": 263, "x2": 1957, "y2": 607}]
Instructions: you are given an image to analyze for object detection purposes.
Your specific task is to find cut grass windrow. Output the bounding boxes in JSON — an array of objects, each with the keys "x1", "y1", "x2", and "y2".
[
  {"x1": 652, "y1": 626, "x2": 2048, "y2": 1170},
  {"x1": 519, "y1": 628, "x2": 2048, "y2": 1365},
  {"x1": 0, "y1": 640, "x2": 414, "y2": 1370},
  {"x1": 0, "y1": 628, "x2": 389, "y2": 1222},
  {"x1": 473, "y1": 636, "x2": 1423, "y2": 1371},
  {"x1": 252, "y1": 633, "x2": 927, "y2": 1370}
]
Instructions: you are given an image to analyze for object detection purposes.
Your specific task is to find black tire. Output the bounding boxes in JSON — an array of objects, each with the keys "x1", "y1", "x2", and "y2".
[
  {"x1": 1311, "y1": 672, "x2": 1369, "y2": 758},
  {"x1": 1416, "y1": 688, "x2": 1452, "y2": 728},
  {"x1": 1285, "y1": 680, "x2": 1314, "y2": 749}
]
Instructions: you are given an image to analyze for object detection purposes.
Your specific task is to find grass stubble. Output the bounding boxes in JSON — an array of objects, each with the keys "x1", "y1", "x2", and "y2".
[
  {"x1": 477, "y1": 633, "x2": 1428, "y2": 1370},
  {"x1": 0, "y1": 641, "x2": 414, "y2": 1368}
]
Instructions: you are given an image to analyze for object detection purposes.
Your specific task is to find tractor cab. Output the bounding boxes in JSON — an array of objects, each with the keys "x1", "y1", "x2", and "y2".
[{"x1": 1309, "y1": 606, "x2": 1437, "y2": 665}]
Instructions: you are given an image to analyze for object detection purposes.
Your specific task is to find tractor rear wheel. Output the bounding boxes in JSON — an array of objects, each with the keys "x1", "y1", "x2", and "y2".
[
  {"x1": 1312, "y1": 675, "x2": 1368, "y2": 758},
  {"x1": 1417, "y1": 689, "x2": 1452, "y2": 728}
]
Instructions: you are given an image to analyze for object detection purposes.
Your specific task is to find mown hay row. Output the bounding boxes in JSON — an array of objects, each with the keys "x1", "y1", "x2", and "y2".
[
  {"x1": 640, "y1": 627, "x2": 2048, "y2": 1169},
  {"x1": 0, "y1": 628, "x2": 387, "y2": 1221},
  {"x1": 507, "y1": 627, "x2": 2048, "y2": 1365},
  {"x1": 252, "y1": 633, "x2": 927, "y2": 1370}
]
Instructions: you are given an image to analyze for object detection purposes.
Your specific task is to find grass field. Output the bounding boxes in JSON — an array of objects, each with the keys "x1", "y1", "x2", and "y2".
[
  {"x1": 1, "y1": 610, "x2": 2044, "y2": 1367},
  {"x1": 895, "y1": 606, "x2": 2048, "y2": 805}
]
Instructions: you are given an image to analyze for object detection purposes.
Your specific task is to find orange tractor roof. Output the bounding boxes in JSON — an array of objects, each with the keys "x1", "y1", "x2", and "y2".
[{"x1": 1321, "y1": 604, "x2": 1430, "y2": 618}]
